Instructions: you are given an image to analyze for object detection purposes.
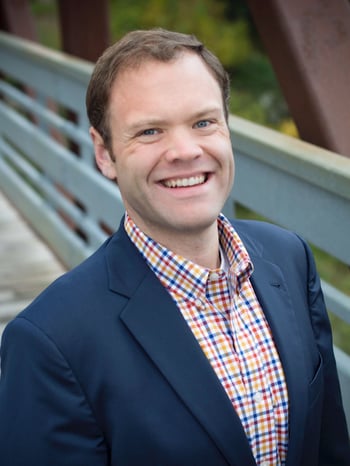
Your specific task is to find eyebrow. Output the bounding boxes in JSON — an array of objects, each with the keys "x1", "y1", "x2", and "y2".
[
  {"x1": 190, "y1": 106, "x2": 223, "y2": 120},
  {"x1": 126, "y1": 118, "x2": 167, "y2": 134}
]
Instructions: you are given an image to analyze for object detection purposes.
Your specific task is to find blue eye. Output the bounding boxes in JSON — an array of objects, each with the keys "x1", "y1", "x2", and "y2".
[
  {"x1": 195, "y1": 120, "x2": 211, "y2": 128},
  {"x1": 142, "y1": 128, "x2": 158, "y2": 136}
]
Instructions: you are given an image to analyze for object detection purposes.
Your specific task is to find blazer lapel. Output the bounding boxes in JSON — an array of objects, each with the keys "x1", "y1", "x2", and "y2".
[
  {"x1": 106, "y1": 225, "x2": 257, "y2": 466},
  {"x1": 249, "y1": 253, "x2": 309, "y2": 466}
]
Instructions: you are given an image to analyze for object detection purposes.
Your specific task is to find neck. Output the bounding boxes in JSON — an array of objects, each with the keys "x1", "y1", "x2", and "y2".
[
  {"x1": 153, "y1": 224, "x2": 220, "y2": 269},
  {"x1": 125, "y1": 212, "x2": 221, "y2": 269},
  {"x1": 175, "y1": 236, "x2": 220, "y2": 269}
]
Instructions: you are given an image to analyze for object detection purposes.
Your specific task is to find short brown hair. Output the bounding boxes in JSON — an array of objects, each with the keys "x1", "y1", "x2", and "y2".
[{"x1": 86, "y1": 28, "x2": 230, "y2": 151}]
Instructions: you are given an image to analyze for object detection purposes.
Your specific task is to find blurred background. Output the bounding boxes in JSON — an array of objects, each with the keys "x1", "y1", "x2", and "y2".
[
  {"x1": 1, "y1": 0, "x2": 349, "y2": 354},
  {"x1": 28, "y1": 0, "x2": 298, "y2": 137}
]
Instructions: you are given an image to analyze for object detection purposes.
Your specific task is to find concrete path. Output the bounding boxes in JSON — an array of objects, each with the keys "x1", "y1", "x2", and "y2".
[{"x1": 0, "y1": 191, "x2": 66, "y2": 338}]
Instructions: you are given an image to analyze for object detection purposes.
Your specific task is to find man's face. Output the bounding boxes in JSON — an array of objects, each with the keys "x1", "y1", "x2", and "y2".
[{"x1": 92, "y1": 52, "x2": 234, "y2": 246}]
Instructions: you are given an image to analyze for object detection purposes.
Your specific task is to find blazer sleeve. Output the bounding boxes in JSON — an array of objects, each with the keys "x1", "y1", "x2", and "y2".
[
  {"x1": 0, "y1": 316, "x2": 108, "y2": 466},
  {"x1": 301, "y1": 238, "x2": 350, "y2": 465}
]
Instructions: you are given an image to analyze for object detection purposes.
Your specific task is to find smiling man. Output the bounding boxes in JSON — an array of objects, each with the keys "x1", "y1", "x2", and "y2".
[
  {"x1": 0, "y1": 29, "x2": 349, "y2": 466},
  {"x1": 90, "y1": 50, "x2": 234, "y2": 268}
]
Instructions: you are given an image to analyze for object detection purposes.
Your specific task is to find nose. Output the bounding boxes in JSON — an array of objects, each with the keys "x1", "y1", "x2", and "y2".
[{"x1": 164, "y1": 128, "x2": 203, "y2": 162}]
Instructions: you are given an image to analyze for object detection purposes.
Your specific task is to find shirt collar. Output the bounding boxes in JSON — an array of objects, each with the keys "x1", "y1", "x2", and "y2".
[
  {"x1": 217, "y1": 213, "x2": 253, "y2": 280},
  {"x1": 124, "y1": 212, "x2": 253, "y2": 301}
]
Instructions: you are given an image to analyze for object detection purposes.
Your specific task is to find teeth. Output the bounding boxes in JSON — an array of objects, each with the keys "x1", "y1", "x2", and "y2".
[{"x1": 163, "y1": 175, "x2": 206, "y2": 188}]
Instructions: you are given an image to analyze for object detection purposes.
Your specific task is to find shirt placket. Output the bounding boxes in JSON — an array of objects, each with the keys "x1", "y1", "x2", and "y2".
[{"x1": 230, "y1": 273, "x2": 281, "y2": 465}]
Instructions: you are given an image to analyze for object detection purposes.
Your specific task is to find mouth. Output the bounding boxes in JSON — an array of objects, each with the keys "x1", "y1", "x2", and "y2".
[{"x1": 161, "y1": 174, "x2": 208, "y2": 188}]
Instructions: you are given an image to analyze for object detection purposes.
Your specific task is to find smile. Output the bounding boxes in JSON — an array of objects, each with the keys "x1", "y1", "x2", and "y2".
[{"x1": 162, "y1": 174, "x2": 207, "y2": 188}]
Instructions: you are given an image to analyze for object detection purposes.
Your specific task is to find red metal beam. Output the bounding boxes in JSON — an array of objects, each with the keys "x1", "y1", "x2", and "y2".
[
  {"x1": 57, "y1": 0, "x2": 110, "y2": 62},
  {"x1": 246, "y1": 0, "x2": 350, "y2": 157},
  {"x1": 0, "y1": 0, "x2": 37, "y2": 40}
]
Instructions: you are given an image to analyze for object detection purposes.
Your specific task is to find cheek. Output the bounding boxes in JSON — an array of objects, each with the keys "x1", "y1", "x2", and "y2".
[
  {"x1": 218, "y1": 139, "x2": 234, "y2": 170},
  {"x1": 229, "y1": 152, "x2": 235, "y2": 176},
  {"x1": 114, "y1": 157, "x2": 147, "y2": 199},
  {"x1": 221, "y1": 143, "x2": 235, "y2": 187}
]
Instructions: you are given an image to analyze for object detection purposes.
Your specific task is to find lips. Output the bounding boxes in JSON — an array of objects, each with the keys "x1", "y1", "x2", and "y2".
[{"x1": 162, "y1": 174, "x2": 207, "y2": 188}]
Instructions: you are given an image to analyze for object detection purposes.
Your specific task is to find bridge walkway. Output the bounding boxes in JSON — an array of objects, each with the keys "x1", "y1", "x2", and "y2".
[{"x1": 0, "y1": 190, "x2": 66, "y2": 337}]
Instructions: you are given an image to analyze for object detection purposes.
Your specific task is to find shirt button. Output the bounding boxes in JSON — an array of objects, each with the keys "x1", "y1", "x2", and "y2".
[
  {"x1": 209, "y1": 272, "x2": 220, "y2": 281},
  {"x1": 253, "y1": 391, "x2": 263, "y2": 403},
  {"x1": 194, "y1": 298, "x2": 203, "y2": 308}
]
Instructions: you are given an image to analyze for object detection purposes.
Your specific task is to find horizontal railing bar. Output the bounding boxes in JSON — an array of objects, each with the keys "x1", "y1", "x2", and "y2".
[
  {"x1": 322, "y1": 280, "x2": 350, "y2": 325},
  {"x1": 0, "y1": 102, "x2": 124, "y2": 231},
  {"x1": 0, "y1": 80, "x2": 92, "y2": 147},
  {"x1": 229, "y1": 114, "x2": 350, "y2": 202},
  {"x1": 0, "y1": 157, "x2": 91, "y2": 267},
  {"x1": 231, "y1": 148, "x2": 350, "y2": 265},
  {"x1": 334, "y1": 347, "x2": 350, "y2": 426},
  {"x1": 1, "y1": 49, "x2": 89, "y2": 114},
  {"x1": 0, "y1": 32, "x2": 92, "y2": 89},
  {"x1": 0, "y1": 138, "x2": 106, "y2": 249},
  {"x1": 0, "y1": 136, "x2": 45, "y2": 193}
]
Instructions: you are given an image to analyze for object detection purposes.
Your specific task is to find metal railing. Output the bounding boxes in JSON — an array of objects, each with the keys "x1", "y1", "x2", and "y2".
[{"x1": 1, "y1": 32, "x2": 350, "y2": 427}]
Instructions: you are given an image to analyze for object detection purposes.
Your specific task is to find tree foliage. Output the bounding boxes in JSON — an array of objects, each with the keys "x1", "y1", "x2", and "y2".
[{"x1": 110, "y1": 0, "x2": 253, "y2": 70}]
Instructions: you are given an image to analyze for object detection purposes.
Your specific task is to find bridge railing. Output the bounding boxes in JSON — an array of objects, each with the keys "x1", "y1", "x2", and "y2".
[{"x1": 1, "y1": 32, "x2": 350, "y2": 427}]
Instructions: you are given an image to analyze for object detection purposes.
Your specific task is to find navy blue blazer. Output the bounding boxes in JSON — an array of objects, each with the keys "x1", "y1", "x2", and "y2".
[{"x1": 0, "y1": 219, "x2": 349, "y2": 466}]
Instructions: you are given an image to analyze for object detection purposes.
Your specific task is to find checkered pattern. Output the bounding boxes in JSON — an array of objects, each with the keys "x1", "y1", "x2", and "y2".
[{"x1": 125, "y1": 213, "x2": 289, "y2": 465}]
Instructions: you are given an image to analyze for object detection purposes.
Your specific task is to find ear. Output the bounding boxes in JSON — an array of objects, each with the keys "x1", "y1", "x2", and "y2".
[{"x1": 90, "y1": 127, "x2": 117, "y2": 180}]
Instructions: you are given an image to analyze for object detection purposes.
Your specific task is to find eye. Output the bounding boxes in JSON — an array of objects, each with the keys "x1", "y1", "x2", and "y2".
[
  {"x1": 141, "y1": 128, "x2": 159, "y2": 136},
  {"x1": 135, "y1": 127, "x2": 162, "y2": 142},
  {"x1": 194, "y1": 120, "x2": 212, "y2": 129}
]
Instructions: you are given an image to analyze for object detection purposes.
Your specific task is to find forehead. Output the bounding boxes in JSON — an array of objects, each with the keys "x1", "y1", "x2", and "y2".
[
  {"x1": 110, "y1": 53, "x2": 221, "y2": 101},
  {"x1": 107, "y1": 54, "x2": 227, "y2": 148},
  {"x1": 106, "y1": 52, "x2": 226, "y2": 135}
]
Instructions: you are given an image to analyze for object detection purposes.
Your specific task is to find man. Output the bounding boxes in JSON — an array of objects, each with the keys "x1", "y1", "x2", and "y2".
[{"x1": 0, "y1": 28, "x2": 349, "y2": 466}]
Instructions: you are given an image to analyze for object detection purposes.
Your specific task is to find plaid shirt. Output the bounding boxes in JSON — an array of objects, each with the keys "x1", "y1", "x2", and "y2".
[{"x1": 125, "y1": 213, "x2": 289, "y2": 465}]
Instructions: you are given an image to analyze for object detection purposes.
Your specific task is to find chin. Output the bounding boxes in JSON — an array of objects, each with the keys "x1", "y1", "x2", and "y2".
[{"x1": 172, "y1": 213, "x2": 218, "y2": 232}]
